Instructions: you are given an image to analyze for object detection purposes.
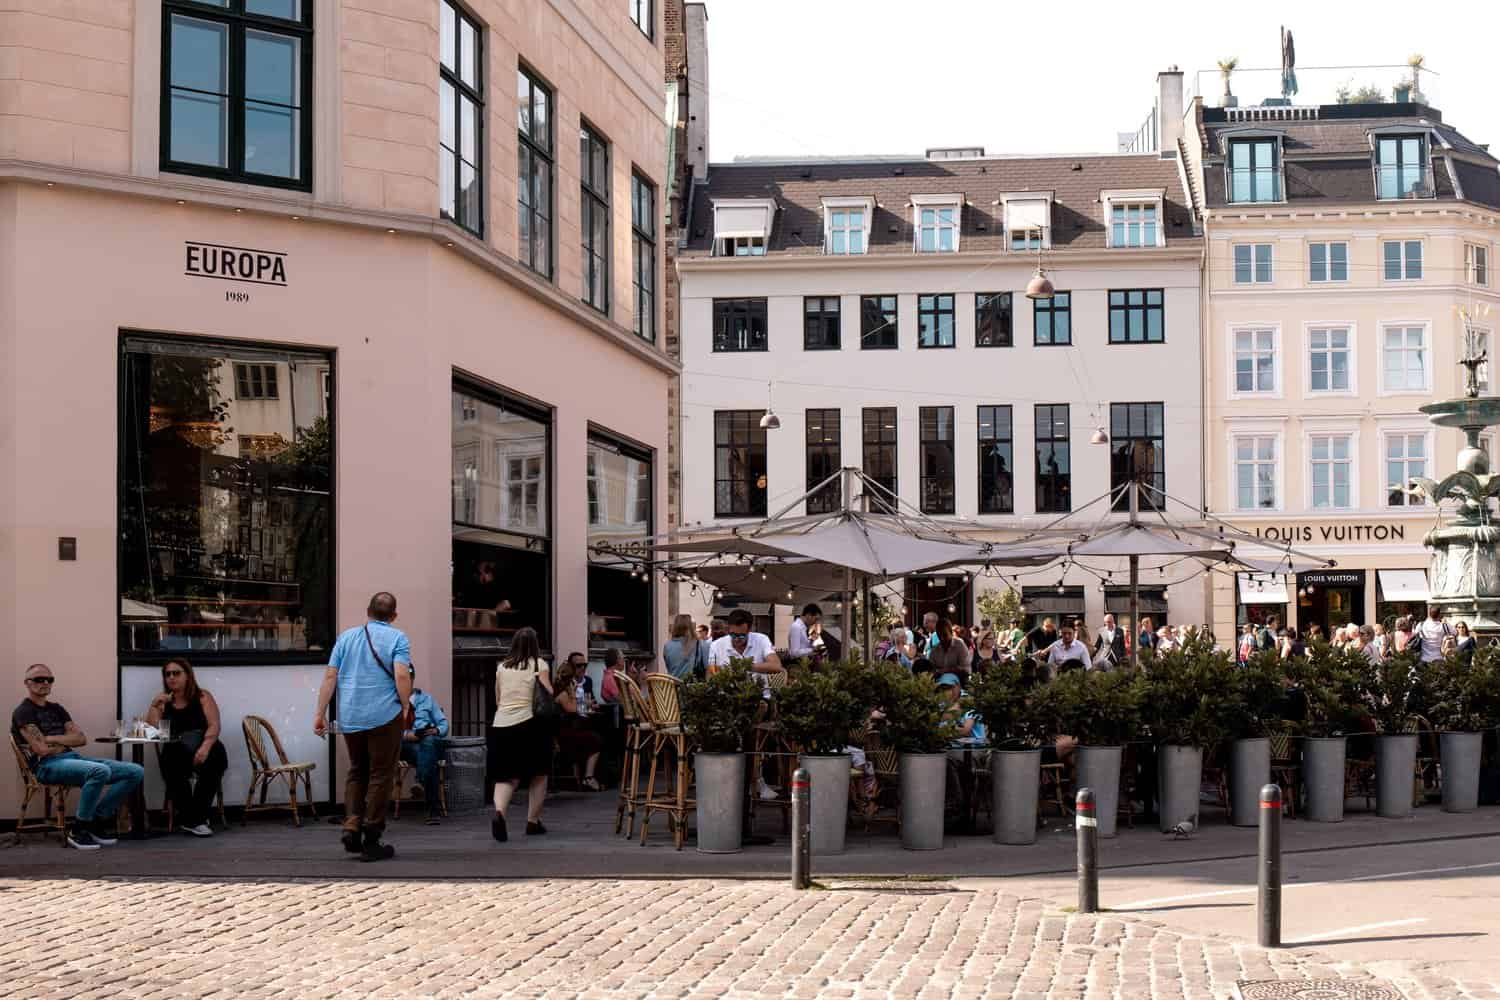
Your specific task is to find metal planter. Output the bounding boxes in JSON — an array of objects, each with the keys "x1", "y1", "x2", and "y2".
[
  {"x1": 1302, "y1": 736, "x2": 1346, "y2": 823},
  {"x1": 898, "y1": 753, "x2": 947, "y2": 850},
  {"x1": 693, "y1": 752, "x2": 745, "y2": 854},
  {"x1": 1157, "y1": 744, "x2": 1203, "y2": 833},
  {"x1": 991, "y1": 748, "x2": 1041, "y2": 845},
  {"x1": 1229, "y1": 738, "x2": 1270, "y2": 827},
  {"x1": 1375, "y1": 734, "x2": 1419, "y2": 818},
  {"x1": 800, "y1": 753, "x2": 852, "y2": 856},
  {"x1": 1075, "y1": 745, "x2": 1123, "y2": 838},
  {"x1": 1441, "y1": 731, "x2": 1484, "y2": 813}
]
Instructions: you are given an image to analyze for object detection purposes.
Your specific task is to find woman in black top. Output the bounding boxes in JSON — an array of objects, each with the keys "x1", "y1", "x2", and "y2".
[
  {"x1": 145, "y1": 657, "x2": 228, "y2": 837},
  {"x1": 1455, "y1": 621, "x2": 1478, "y2": 664}
]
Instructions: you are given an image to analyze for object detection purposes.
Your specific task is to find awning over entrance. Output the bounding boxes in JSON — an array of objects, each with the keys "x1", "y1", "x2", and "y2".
[
  {"x1": 1377, "y1": 569, "x2": 1430, "y2": 603},
  {"x1": 1021, "y1": 587, "x2": 1086, "y2": 617},
  {"x1": 1237, "y1": 573, "x2": 1290, "y2": 605},
  {"x1": 1104, "y1": 587, "x2": 1169, "y2": 615}
]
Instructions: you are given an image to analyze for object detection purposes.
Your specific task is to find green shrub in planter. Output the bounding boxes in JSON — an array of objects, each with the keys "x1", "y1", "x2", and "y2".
[
  {"x1": 1035, "y1": 669, "x2": 1142, "y2": 746},
  {"x1": 777, "y1": 666, "x2": 870, "y2": 755},
  {"x1": 1141, "y1": 635, "x2": 1236, "y2": 748},
  {"x1": 1425, "y1": 644, "x2": 1500, "y2": 732},
  {"x1": 1225, "y1": 649, "x2": 1290, "y2": 740},
  {"x1": 679, "y1": 663, "x2": 766, "y2": 753},
  {"x1": 1358, "y1": 647, "x2": 1423, "y2": 734},
  {"x1": 876, "y1": 667, "x2": 956, "y2": 753},
  {"x1": 969, "y1": 664, "x2": 1045, "y2": 748},
  {"x1": 1289, "y1": 642, "x2": 1369, "y2": 735}
]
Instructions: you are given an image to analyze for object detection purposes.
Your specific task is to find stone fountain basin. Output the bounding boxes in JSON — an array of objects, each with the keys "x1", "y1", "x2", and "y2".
[{"x1": 1421, "y1": 397, "x2": 1500, "y2": 430}]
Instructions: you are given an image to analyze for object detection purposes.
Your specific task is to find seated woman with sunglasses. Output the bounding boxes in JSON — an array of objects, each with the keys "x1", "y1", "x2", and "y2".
[{"x1": 145, "y1": 658, "x2": 228, "y2": 837}]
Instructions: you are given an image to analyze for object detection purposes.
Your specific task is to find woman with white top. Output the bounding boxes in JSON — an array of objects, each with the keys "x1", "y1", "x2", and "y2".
[{"x1": 488, "y1": 627, "x2": 553, "y2": 842}]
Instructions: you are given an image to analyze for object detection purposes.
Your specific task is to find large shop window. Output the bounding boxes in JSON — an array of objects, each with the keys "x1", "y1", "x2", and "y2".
[
  {"x1": 587, "y1": 433, "x2": 654, "y2": 655},
  {"x1": 451, "y1": 380, "x2": 551, "y2": 656},
  {"x1": 714, "y1": 410, "x2": 768, "y2": 518},
  {"x1": 119, "y1": 335, "x2": 332, "y2": 657},
  {"x1": 1109, "y1": 402, "x2": 1165, "y2": 511},
  {"x1": 162, "y1": 0, "x2": 312, "y2": 189}
]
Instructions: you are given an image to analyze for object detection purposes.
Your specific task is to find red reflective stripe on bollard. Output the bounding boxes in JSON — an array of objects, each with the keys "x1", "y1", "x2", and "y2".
[
  {"x1": 1076, "y1": 801, "x2": 1095, "y2": 811},
  {"x1": 791, "y1": 780, "x2": 810, "y2": 789},
  {"x1": 1260, "y1": 800, "x2": 1281, "y2": 808}
]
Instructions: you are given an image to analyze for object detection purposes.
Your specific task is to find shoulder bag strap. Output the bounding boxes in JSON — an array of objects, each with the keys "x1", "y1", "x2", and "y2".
[{"x1": 363, "y1": 624, "x2": 395, "y2": 680}]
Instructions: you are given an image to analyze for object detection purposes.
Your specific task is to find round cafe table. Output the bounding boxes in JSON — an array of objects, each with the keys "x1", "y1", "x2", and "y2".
[{"x1": 95, "y1": 736, "x2": 174, "y2": 840}]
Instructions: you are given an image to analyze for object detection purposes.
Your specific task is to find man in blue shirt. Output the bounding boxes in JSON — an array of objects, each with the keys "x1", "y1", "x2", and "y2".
[
  {"x1": 400, "y1": 669, "x2": 449, "y2": 823},
  {"x1": 314, "y1": 592, "x2": 412, "y2": 862}
]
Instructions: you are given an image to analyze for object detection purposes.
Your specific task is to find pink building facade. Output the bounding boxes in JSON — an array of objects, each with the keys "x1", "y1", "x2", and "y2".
[{"x1": 0, "y1": 0, "x2": 674, "y2": 813}]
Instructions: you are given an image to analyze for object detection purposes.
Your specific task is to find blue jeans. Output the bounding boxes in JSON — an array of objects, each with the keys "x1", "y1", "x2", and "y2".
[
  {"x1": 35, "y1": 752, "x2": 145, "y2": 823},
  {"x1": 399, "y1": 734, "x2": 445, "y2": 809}
]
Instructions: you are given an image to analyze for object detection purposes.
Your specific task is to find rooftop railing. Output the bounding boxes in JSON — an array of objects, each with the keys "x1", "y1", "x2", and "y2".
[{"x1": 1187, "y1": 64, "x2": 1442, "y2": 116}]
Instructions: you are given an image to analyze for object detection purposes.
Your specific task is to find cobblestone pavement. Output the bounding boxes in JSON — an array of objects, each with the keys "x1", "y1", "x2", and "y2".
[{"x1": 2, "y1": 877, "x2": 1496, "y2": 999}]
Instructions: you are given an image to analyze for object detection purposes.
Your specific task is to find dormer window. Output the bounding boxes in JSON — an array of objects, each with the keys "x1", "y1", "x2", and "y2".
[
  {"x1": 1374, "y1": 134, "x2": 1431, "y2": 199},
  {"x1": 711, "y1": 198, "x2": 776, "y2": 257},
  {"x1": 1226, "y1": 137, "x2": 1282, "y2": 204},
  {"x1": 821, "y1": 196, "x2": 873, "y2": 255},
  {"x1": 1101, "y1": 189, "x2": 1166, "y2": 248},
  {"x1": 1002, "y1": 194, "x2": 1052, "y2": 250},
  {"x1": 911, "y1": 194, "x2": 961, "y2": 253}
]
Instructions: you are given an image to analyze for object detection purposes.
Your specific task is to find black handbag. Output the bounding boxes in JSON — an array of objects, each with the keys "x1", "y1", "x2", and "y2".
[{"x1": 530, "y1": 661, "x2": 560, "y2": 722}]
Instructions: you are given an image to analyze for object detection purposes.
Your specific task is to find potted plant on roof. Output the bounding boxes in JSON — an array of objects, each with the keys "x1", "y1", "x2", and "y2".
[
  {"x1": 1141, "y1": 635, "x2": 1235, "y2": 833},
  {"x1": 1224, "y1": 649, "x2": 1288, "y2": 826},
  {"x1": 1046, "y1": 668, "x2": 1142, "y2": 838},
  {"x1": 1426, "y1": 644, "x2": 1500, "y2": 812},
  {"x1": 1218, "y1": 58, "x2": 1239, "y2": 109},
  {"x1": 777, "y1": 658, "x2": 872, "y2": 855},
  {"x1": 970, "y1": 663, "x2": 1046, "y2": 844},
  {"x1": 679, "y1": 662, "x2": 767, "y2": 853},
  {"x1": 1289, "y1": 643, "x2": 1369, "y2": 822},
  {"x1": 876, "y1": 665, "x2": 957, "y2": 850},
  {"x1": 1406, "y1": 54, "x2": 1427, "y2": 104}
]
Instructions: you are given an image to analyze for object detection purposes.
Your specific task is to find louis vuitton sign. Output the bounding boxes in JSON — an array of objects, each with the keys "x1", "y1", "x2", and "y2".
[{"x1": 1252, "y1": 523, "x2": 1407, "y2": 544}]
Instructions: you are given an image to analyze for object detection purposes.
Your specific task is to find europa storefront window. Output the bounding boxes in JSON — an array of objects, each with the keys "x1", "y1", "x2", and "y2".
[{"x1": 162, "y1": 0, "x2": 313, "y2": 190}]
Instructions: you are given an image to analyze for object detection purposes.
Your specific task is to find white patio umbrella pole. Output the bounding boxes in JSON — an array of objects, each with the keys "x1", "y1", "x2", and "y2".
[{"x1": 1129, "y1": 475, "x2": 1141, "y2": 670}]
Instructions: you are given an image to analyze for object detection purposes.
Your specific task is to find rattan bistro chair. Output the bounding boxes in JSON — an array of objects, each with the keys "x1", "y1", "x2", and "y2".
[
  {"x1": 749, "y1": 668, "x2": 794, "y2": 832},
  {"x1": 638, "y1": 674, "x2": 694, "y2": 850},
  {"x1": 613, "y1": 671, "x2": 653, "y2": 838},
  {"x1": 392, "y1": 759, "x2": 448, "y2": 819},
  {"x1": 9, "y1": 735, "x2": 71, "y2": 846},
  {"x1": 241, "y1": 715, "x2": 318, "y2": 826}
]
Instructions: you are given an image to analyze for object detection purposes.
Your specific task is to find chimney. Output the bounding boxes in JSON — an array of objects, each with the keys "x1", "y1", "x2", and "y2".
[
  {"x1": 1156, "y1": 66, "x2": 1184, "y2": 156},
  {"x1": 685, "y1": 3, "x2": 710, "y2": 177}
]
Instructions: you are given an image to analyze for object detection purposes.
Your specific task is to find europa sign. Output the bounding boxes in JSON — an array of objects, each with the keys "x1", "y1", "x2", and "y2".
[
  {"x1": 184, "y1": 241, "x2": 288, "y2": 287},
  {"x1": 1252, "y1": 523, "x2": 1407, "y2": 543}
]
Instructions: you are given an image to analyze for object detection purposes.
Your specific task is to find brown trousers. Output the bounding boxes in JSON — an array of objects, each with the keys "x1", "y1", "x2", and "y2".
[{"x1": 341, "y1": 713, "x2": 403, "y2": 835}]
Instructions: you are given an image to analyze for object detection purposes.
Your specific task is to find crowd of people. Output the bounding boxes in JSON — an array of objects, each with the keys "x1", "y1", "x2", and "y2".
[{"x1": 1235, "y1": 606, "x2": 1477, "y2": 667}]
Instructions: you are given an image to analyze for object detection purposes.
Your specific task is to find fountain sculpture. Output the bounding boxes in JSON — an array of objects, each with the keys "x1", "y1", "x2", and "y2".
[{"x1": 1414, "y1": 308, "x2": 1500, "y2": 632}]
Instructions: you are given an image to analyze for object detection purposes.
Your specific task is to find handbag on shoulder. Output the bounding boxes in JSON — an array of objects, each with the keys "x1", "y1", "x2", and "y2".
[{"x1": 530, "y1": 661, "x2": 560, "y2": 722}]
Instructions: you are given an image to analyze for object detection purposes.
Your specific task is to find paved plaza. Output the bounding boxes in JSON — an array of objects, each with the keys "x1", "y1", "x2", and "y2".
[{"x1": 3, "y1": 795, "x2": 1498, "y2": 998}]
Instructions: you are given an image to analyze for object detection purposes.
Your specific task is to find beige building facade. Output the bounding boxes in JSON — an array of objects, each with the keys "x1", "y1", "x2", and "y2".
[
  {"x1": 1181, "y1": 97, "x2": 1500, "y2": 641},
  {"x1": 1, "y1": 0, "x2": 674, "y2": 815}
]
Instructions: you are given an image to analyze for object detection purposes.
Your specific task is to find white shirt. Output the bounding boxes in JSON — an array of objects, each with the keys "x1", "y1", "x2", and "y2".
[
  {"x1": 1046, "y1": 639, "x2": 1091, "y2": 669},
  {"x1": 708, "y1": 631, "x2": 776, "y2": 667},
  {"x1": 787, "y1": 616, "x2": 815, "y2": 658},
  {"x1": 1416, "y1": 618, "x2": 1453, "y2": 662}
]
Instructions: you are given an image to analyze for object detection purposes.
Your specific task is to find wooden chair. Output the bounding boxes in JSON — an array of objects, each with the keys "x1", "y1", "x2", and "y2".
[
  {"x1": 9, "y1": 735, "x2": 71, "y2": 846},
  {"x1": 749, "y1": 669, "x2": 793, "y2": 832},
  {"x1": 241, "y1": 715, "x2": 318, "y2": 827},
  {"x1": 1268, "y1": 731, "x2": 1298, "y2": 818},
  {"x1": 638, "y1": 674, "x2": 694, "y2": 849},
  {"x1": 613, "y1": 671, "x2": 653, "y2": 838},
  {"x1": 392, "y1": 759, "x2": 448, "y2": 819}
]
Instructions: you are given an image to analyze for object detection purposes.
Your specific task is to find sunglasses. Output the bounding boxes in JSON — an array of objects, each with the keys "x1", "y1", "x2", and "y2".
[
  {"x1": 27, "y1": 677, "x2": 55, "y2": 685},
  {"x1": 163, "y1": 670, "x2": 185, "y2": 677}
]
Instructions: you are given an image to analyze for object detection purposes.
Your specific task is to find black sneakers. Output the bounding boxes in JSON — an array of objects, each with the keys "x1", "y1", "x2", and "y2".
[
  {"x1": 359, "y1": 838, "x2": 395, "y2": 862},
  {"x1": 340, "y1": 829, "x2": 363, "y2": 854},
  {"x1": 67, "y1": 826, "x2": 100, "y2": 850},
  {"x1": 91, "y1": 820, "x2": 119, "y2": 846}
]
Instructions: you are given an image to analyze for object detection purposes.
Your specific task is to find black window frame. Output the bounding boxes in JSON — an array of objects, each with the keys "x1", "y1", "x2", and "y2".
[
  {"x1": 439, "y1": 0, "x2": 483, "y2": 236},
  {"x1": 1375, "y1": 134, "x2": 1429, "y2": 200},
  {"x1": 805, "y1": 408, "x2": 841, "y2": 515},
  {"x1": 917, "y1": 293, "x2": 956, "y2": 349},
  {"x1": 631, "y1": 171, "x2": 656, "y2": 341},
  {"x1": 803, "y1": 296, "x2": 841, "y2": 351},
  {"x1": 118, "y1": 331, "x2": 335, "y2": 666},
  {"x1": 517, "y1": 65, "x2": 554, "y2": 280},
  {"x1": 919, "y1": 406, "x2": 956, "y2": 515},
  {"x1": 975, "y1": 292, "x2": 1012, "y2": 348},
  {"x1": 629, "y1": 0, "x2": 653, "y2": 40},
  {"x1": 579, "y1": 120, "x2": 610, "y2": 313},
  {"x1": 1107, "y1": 289, "x2": 1165, "y2": 344},
  {"x1": 977, "y1": 404, "x2": 1014, "y2": 514},
  {"x1": 860, "y1": 294, "x2": 898, "y2": 350},
  {"x1": 160, "y1": 0, "x2": 314, "y2": 191},
  {"x1": 862, "y1": 407, "x2": 898, "y2": 510},
  {"x1": 1109, "y1": 402, "x2": 1166, "y2": 512},
  {"x1": 712, "y1": 298, "x2": 768, "y2": 353},
  {"x1": 714, "y1": 410, "x2": 767, "y2": 518},
  {"x1": 1033, "y1": 291, "x2": 1071, "y2": 346},
  {"x1": 1227, "y1": 138, "x2": 1282, "y2": 204},
  {"x1": 1034, "y1": 403, "x2": 1071, "y2": 514}
]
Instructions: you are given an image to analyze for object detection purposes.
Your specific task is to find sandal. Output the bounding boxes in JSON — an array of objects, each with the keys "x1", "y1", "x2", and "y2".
[{"x1": 581, "y1": 777, "x2": 604, "y2": 792}]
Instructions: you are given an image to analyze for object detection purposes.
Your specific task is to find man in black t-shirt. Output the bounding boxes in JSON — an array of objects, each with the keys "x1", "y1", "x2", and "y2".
[
  {"x1": 1024, "y1": 618, "x2": 1058, "y2": 656},
  {"x1": 12, "y1": 663, "x2": 143, "y2": 850}
]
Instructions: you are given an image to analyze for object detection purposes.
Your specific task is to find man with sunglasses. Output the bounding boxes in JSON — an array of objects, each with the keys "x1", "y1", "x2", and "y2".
[
  {"x1": 11, "y1": 663, "x2": 143, "y2": 849},
  {"x1": 706, "y1": 609, "x2": 783, "y2": 677}
]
